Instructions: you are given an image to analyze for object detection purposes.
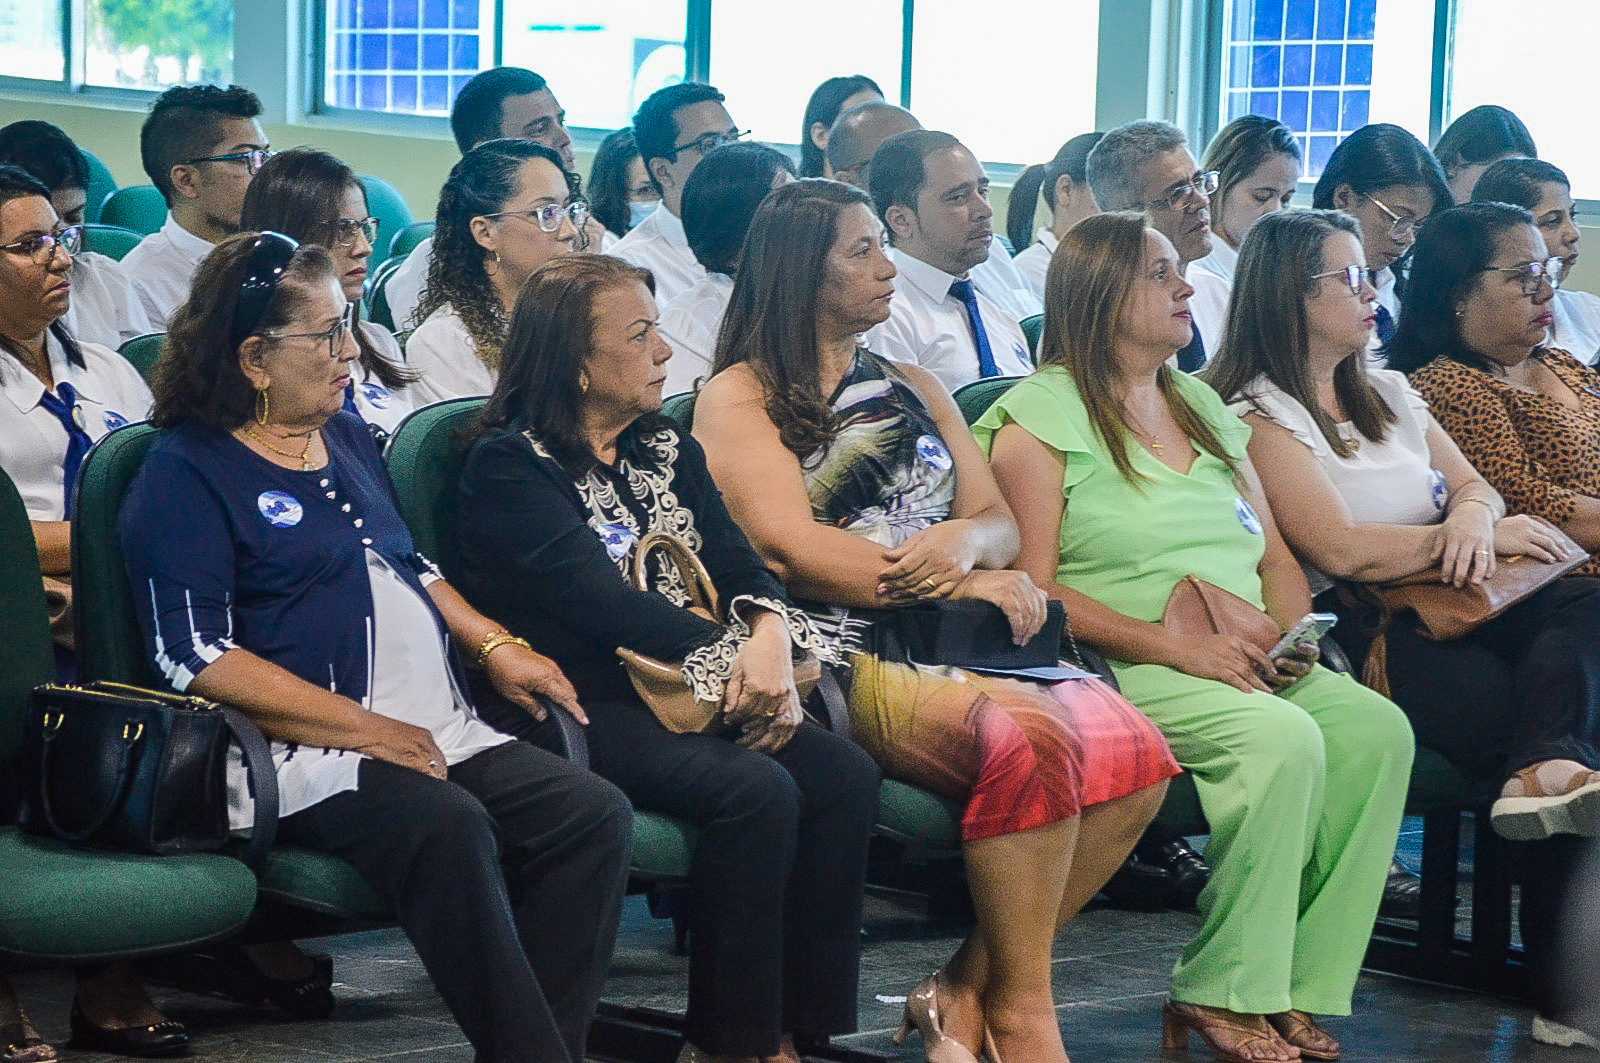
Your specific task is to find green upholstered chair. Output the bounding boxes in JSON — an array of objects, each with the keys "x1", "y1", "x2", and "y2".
[
  {"x1": 364, "y1": 256, "x2": 405, "y2": 333},
  {"x1": 117, "y1": 333, "x2": 166, "y2": 382},
  {"x1": 386, "y1": 220, "x2": 434, "y2": 266},
  {"x1": 659, "y1": 392, "x2": 697, "y2": 431},
  {"x1": 357, "y1": 175, "x2": 414, "y2": 268},
  {"x1": 70, "y1": 425, "x2": 393, "y2": 924},
  {"x1": 385, "y1": 400, "x2": 697, "y2": 885},
  {"x1": 0, "y1": 467, "x2": 257, "y2": 964},
  {"x1": 80, "y1": 223, "x2": 145, "y2": 262},
  {"x1": 81, "y1": 148, "x2": 117, "y2": 225},
  {"x1": 1020, "y1": 313, "x2": 1044, "y2": 360},
  {"x1": 951, "y1": 376, "x2": 1024, "y2": 427},
  {"x1": 97, "y1": 185, "x2": 166, "y2": 236}
]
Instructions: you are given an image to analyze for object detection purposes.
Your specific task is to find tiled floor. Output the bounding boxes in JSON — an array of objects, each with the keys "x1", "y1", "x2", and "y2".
[{"x1": 9, "y1": 818, "x2": 1592, "y2": 1061}]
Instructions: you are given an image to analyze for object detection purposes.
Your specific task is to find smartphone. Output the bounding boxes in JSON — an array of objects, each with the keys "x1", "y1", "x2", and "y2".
[{"x1": 1266, "y1": 612, "x2": 1338, "y2": 660}]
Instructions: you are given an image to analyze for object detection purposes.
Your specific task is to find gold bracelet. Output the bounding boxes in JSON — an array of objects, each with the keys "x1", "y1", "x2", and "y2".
[
  {"x1": 1452, "y1": 495, "x2": 1497, "y2": 513},
  {"x1": 476, "y1": 630, "x2": 531, "y2": 667}
]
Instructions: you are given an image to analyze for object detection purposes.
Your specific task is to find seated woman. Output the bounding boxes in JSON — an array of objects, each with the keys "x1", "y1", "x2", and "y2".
[
  {"x1": 241, "y1": 148, "x2": 415, "y2": 438},
  {"x1": 799, "y1": 75, "x2": 883, "y2": 179},
  {"x1": 1473, "y1": 157, "x2": 1600, "y2": 366},
  {"x1": 660, "y1": 141, "x2": 794, "y2": 395},
  {"x1": 979, "y1": 211, "x2": 1413, "y2": 1063},
  {"x1": 1006, "y1": 132, "x2": 1103, "y2": 301},
  {"x1": 1187, "y1": 116, "x2": 1301, "y2": 348},
  {"x1": 1205, "y1": 207, "x2": 1600, "y2": 1050},
  {"x1": 694, "y1": 179, "x2": 1177, "y2": 1063},
  {"x1": 1311, "y1": 124, "x2": 1452, "y2": 351},
  {"x1": 585, "y1": 128, "x2": 659, "y2": 242},
  {"x1": 1433, "y1": 104, "x2": 1537, "y2": 204},
  {"x1": 408, "y1": 139, "x2": 584, "y2": 404},
  {"x1": 118, "y1": 232, "x2": 632, "y2": 1063}
]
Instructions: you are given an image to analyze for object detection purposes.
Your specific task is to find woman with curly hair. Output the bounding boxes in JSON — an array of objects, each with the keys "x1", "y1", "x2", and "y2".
[{"x1": 408, "y1": 139, "x2": 585, "y2": 405}]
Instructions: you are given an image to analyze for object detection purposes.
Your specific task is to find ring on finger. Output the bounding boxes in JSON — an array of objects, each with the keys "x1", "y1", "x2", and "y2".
[{"x1": 921, "y1": 577, "x2": 937, "y2": 591}]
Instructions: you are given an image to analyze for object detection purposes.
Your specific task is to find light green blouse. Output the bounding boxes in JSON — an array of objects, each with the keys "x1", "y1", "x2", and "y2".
[{"x1": 972, "y1": 366, "x2": 1267, "y2": 623}]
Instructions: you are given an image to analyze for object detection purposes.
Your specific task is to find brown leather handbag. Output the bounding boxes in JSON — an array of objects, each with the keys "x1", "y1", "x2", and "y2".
[
  {"x1": 1160, "y1": 574, "x2": 1279, "y2": 653},
  {"x1": 614, "y1": 531, "x2": 820, "y2": 734}
]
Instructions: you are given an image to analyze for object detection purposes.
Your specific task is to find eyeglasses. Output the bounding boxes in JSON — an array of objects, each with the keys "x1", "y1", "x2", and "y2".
[
  {"x1": 230, "y1": 231, "x2": 300, "y2": 350},
  {"x1": 1362, "y1": 193, "x2": 1421, "y2": 241},
  {"x1": 1479, "y1": 257, "x2": 1563, "y2": 296},
  {"x1": 186, "y1": 148, "x2": 276, "y2": 175},
  {"x1": 1310, "y1": 264, "x2": 1376, "y2": 295},
  {"x1": 480, "y1": 200, "x2": 592, "y2": 234},
  {"x1": 1143, "y1": 170, "x2": 1219, "y2": 212},
  {"x1": 330, "y1": 216, "x2": 380, "y2": 249},
  {"x1": 0, "y1": 225, "x2": 80, "y2": 264},
  {"x1": 263, "y1": 303, "x2": 356, "y2": 360},
  {"x1": 667, "y1": 129, "x2": 749, "y2": 158}
]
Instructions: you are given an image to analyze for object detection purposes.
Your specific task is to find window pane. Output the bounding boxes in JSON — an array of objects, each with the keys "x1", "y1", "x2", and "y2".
[
  {"x1": 500, "y1": 3, "x2": 689, "y2": 131},
  {"x1": 1220, "y1": 0, "x2": 1429, "y2": 179},
  {"x1": 0, "y1": 0, "x2": 64, "y2": 81},
  {"x1": 708, "y1": 7, "x2": 901, "y2": 149},
  {"x1": 84, "y1": 0, "x2": 233, "y2": 90},
  {"x1": 324, "y1": 0, "x2": 492, "y2": 115},
  {"x1": 1451, "y1": 0, "x2": 1599, "y2": 197},
  {"x1": 909, "y1": 0, "x2": 1097, "y2": 166}
]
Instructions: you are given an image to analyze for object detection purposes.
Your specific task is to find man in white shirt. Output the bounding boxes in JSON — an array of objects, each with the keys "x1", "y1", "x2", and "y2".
[
  {"x1": 122, "y1": 84, "x2": 268, "y2": 328},
  {"x1": 864, "y1": 131, "x2": 1032, "y2": 394},
  {"x1": 610, "y1": 83, "x2": 743, "y2": 304},
  {"x1": 828, "y1": 103, "x2": 1040, "y2": 323},
  {"x1": 386, "y1": 66, "x2": 595, "y2": 330},
  {"x1": 1088, "y1": 120, "x2": 1216, "y2": 369}
]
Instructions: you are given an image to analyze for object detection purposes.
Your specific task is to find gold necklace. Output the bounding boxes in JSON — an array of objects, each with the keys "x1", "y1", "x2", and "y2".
[{"x1": 243, "y1": 424, "x2": 317, "y2": 470}]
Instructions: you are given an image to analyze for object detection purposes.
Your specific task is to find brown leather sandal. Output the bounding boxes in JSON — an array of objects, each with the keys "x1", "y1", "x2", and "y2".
[
  {"x1": 1161, "y1": 1000, "x2": 1301, "y2": 1062},
  {"x1": 1491, "y1": 763, "x2": 1600, "y2": 841},
  {"x1": 1266, "y1": 1010, "x2": 1339, "y2": 1060},
  {"x1": 0, "y1": 1016, "x2": 57, "y2": 1063}
]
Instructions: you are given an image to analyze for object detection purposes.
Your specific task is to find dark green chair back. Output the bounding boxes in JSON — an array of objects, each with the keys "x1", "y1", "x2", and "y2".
[
  {"x1": 952, "y1": 376, "x2": 1023, "y2": 426},
  {"x1": 386, "y1": 220, "x2": 434, "y2": 265},
  {"x1": 660, "y1": 392, "x2": 697, "y2": 431},
  {"x1": 358, "y1": 175, "x2": 414, "y2": 266},
  {"x1": 365, "y1": 257, "x2": 404, "y2": 332},
  {"x1": 0, "y1": 471, "x2": 55, "y2": 768},
  {"x1": 81, "y1": 223, "x2": 144, "y2": 262},
  {"x1": 118, "y1": 333, "x2": 166, "y2": 382},
  {"x1": 386, "y1": 398, "x2": 485, "y2": 578},
  {"x1": 98, "y1": 185, "x2": 166, "y2": 236},
  {"x1": 71, "y1": 424, "x2": 162, "y2": 687},
  {"x1": 1020, "y1": 314, "x2": 1044, "y2": 360},
  {"x1": 81, "y1": 148, "x2": 118, "y2": 225}
]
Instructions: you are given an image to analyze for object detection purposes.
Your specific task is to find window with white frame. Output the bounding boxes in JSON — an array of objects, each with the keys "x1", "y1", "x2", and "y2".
[{"x1": 0, "y1": 0, "x2": 232, "y2": 91}]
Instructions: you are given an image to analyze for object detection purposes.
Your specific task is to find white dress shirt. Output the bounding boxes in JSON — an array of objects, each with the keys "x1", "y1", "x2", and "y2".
[
  {"x1": 659, "y1": 272, "x2": 733, "y2": 396},
  {"x1": 1551, "y1": 288, "x2": 1600, "y2": 366},
  {"x1": 120, "y1": 212, "x2": 215, "y2": 329},
  {"x1": 1012, "y1": 228, "x2": 1058, "y2": 302},
  {"x1": 405, "y1": 305, "x2": 496, "y2": 406},
  {"x1": 0, "y1": 331, "x2": 154, "y2": 521},
  {"x1": 1187, "y1": 239, "x2": 1238, "y2": 360},
  {"x1": 350, "y1": 320, "x2": 417, "y2": 434},
  {"x1": 867, "y1": 249, "x2": 1033, "y2": 394},
  {"x1": 970, "y1": 234, "x2": 1043, "y2": 322},
  {"x1": 608, "y1": 206, "x2": 704, "y2": 304},
  {"x1": 62, "y1": 251, "x2": 155, "y2": 350}
]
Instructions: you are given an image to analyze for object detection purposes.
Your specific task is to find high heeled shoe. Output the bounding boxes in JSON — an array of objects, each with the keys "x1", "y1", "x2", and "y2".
[
  {"x1": 1, "y1": 1014, "x2": 57, "y2": 1063},
  {"x1": 1160, "y1": 1000, "x2": 1299, "y2": 1063},
  {"x1": 1266, "y1": 1010, "x2": 1338, "y2": 1060},
  {"x1": 892, "y1": 973, "x2": 980, "y2": 1063}
]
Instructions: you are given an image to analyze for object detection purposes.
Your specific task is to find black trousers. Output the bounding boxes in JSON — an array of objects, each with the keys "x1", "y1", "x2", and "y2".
[
  {"x1": 485, "y1": 695, "x2": 880, "y2": 1057},
  {"x1": 278, "y1": 741, "x2": 632, "y2": 1063}
]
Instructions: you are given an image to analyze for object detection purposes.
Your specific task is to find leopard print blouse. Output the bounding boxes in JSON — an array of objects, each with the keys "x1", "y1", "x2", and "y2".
[{"x1": 1409, "y1": 347, "x2": 1600, "y2": 578}]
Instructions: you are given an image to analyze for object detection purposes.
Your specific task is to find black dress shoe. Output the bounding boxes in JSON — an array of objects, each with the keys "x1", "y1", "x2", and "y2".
[
  {"x1": 1098, "y1": 851, "x2": 1178, "y2": 911},
  {"x1": 69, "y1": 1002, "x2": 188, "y2": 1058},
  {"x1": 1148, "y1": 839, "x2": 1211, "y2": 908}
]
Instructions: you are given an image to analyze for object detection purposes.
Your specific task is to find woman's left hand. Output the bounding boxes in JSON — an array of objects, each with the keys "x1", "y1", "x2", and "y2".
[
  {"x1": 877, "y1": 521, "x2": 982, "y2": 601},
  {"x1": 722, "y1": 612, "x2": 795, "y2": 726},
  {"x1": 486, "y1": 643, "x2": 588, "y2": 724},
  {"x1": 1267, "y1": 637, "x2": 1319, "y2": 692}
]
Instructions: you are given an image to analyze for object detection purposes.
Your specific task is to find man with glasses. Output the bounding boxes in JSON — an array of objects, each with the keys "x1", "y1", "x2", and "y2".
[
  {"x1": 123, "y1": 84, "x2": 269, "y2": 328},
  {"x1": 1088, "y1": 120, "x2": 1218, "y2": 369},
  {"x1": 610, "y1": 82, "x2": 744, "y2": 302}
]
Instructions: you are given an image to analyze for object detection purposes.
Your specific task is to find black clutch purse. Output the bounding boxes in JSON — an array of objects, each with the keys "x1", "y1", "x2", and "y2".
[
  {"x1": 870, "y1": 599, "x2": 1072, "y2": 670},
  {"x1": 19, "y1": 682, "x2": 279, "y2": 867}
]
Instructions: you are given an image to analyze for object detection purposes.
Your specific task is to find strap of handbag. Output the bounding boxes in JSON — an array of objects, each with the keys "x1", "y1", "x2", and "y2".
[
  {"x1": 1333, "y1": 583, "x2": 1396, "y2": 698},
  {"x1": 36, "y1": 716, "x2": 139, "y2": 842},
  {"x1": 220, "y1": 705, "x2": 279, "y2": 869},
  {"x1": 632, "y1": 531, "x2": 722, "y2": 621}
]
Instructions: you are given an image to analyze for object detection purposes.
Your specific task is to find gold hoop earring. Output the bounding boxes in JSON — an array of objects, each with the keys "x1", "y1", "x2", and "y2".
[{"x1": 254, "y1": 387, "x2": 270, "y2": 426}]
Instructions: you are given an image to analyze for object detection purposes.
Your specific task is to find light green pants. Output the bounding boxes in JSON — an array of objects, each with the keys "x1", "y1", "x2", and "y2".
[{"x1": 1111, "y1": 663, "x2": 1414, "y2": 1015}]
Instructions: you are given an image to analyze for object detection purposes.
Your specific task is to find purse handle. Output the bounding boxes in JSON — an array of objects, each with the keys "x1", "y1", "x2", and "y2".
[
  {"x1": 36, "y1": 714, "x2": 141, "y2": 842},
  {"x1": 631, "y1": 531, "x2": 722, "y2": 622}
]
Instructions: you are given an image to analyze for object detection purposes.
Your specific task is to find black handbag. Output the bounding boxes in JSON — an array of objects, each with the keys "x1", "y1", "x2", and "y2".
[
  {"x1": 870, "y1": 599, "x2": 1075, "y2": 670},
  {"x1": 19, "y1": 682, "x2": 280, "y2": 867}
]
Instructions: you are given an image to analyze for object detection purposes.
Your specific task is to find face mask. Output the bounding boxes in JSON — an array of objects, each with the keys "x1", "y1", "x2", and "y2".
[{"x1": 629, "y1": 200, "x2": 659, "y2": 229}]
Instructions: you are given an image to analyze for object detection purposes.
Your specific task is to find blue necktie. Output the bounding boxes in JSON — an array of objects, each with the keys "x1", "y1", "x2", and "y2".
[
  {"x1": 343, "y1": 381, "x2": 360, "y2": 416},
  {"x1": 37, "y1": 380, "x2": 93, "y2": 519},
  {"x1": 949, "y1": 279, "x2": 1001, "y2": 379},
  {"x1": 1374, "y1": 303, "x2": 1396, "y2": 345},
  {"x1": 1176, "y1": 328, "x2": 1206, "y2": 372}
]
